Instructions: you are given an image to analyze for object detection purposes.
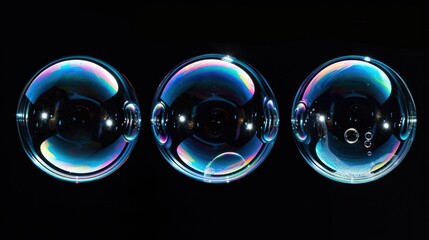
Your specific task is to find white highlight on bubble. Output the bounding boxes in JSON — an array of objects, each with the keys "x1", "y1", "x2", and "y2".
[
  {"x1": 106, "y1": 119, "x2": 113, "y2": 127},
  {"x1": 383, "y1": 122, "x2": 390, "y2": 129},
  {"x1": 221, "y1": 55, "x2": 234, "y2": 62},
  {"x1": 41, "y1": 112, "x2": 49, "y2": 120}
]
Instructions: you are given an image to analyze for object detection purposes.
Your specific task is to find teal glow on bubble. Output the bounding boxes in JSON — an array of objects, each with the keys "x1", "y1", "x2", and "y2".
[
  {"x1": 16, "y1": 56, "x2": 141, "y2": 183},
  {"x1": 291, "y1": 55, "x2": 417, "y2": 184},
  {"x1": 151, "y1": 54, "x2": 279, "y2": 183}
]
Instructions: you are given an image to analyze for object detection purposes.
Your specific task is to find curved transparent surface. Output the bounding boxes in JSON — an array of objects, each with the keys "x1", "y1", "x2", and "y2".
[
  {"x1": 291, "y1": 55, "x2": 417, "y2": 184},
  {"x1": 16, "y1": 56, "x2": 141, "y2": 183},
  {"x1": 151, "y1": 54, "x2": 279, "y2": 183}
]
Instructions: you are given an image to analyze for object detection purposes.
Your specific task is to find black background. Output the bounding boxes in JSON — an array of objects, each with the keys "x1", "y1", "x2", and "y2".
[{"x1": 2, "y1": 1, "x2": 428, "y2": 239}]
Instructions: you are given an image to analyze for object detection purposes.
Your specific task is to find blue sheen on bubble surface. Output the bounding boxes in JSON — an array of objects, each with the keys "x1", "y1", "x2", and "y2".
[
  {"x1": 16, "y1": 56, "x2": 141, "y2": 183},
  {"x1": 291, "y1": 55, "x2": 417, "y2": 184},
  {"x1": 151, "y1": 54, "x2": 279, "y2": 183}
]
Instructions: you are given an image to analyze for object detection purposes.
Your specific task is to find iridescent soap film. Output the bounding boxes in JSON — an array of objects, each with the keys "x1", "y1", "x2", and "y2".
[
  {"x1": 291, "y1": 55, "x2": 417, "y2": 184},
  {"x1": 16, "y1": 56, "x2": 141, "y2": 183},
  {"x1": 151, "y1": 54, "x2": 279, "y2": 183}
]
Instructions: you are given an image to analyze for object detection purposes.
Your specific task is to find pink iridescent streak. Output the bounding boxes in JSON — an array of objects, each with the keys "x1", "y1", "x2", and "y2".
[
  {"x1": 77, "y1": 60, "x2": 118, "y2": 92},
  {"x1": 165, "y1": 59, "x2": 255, "y2": 96},
  {"x1": 30, "y1": 59, "x2": 118, "y2": 97},
  {"x1": 302, "y1": 60, "x2": 355, "y2": 106}
]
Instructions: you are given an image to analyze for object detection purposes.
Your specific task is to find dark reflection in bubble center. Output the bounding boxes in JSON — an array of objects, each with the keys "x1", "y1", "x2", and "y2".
[{"x1": 194, "y1": 99, "x2": 237, "y2": 143}]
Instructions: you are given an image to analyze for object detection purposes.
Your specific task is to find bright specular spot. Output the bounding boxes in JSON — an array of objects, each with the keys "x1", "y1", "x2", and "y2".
[{"x1": 106, "y1": 119, "x2": 113, "y2": 127}]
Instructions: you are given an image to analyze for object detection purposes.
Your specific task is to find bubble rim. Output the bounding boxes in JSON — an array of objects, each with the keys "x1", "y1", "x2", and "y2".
[
  {"x1": 16, "y1": 55, "x2": 141, "y2": 183},
  {"x1": 151, "y1": 53, "x2": 280, "y2": 183},
  {"x1": 290, "y1": 55, "x2": 417, "y2": 184}
]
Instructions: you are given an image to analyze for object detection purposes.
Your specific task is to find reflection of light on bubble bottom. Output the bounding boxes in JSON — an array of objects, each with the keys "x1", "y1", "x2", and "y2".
[
  {"x1": 316, "y1": 134, "x2": 401, "y2": 178},
  {"x1": 203, "y1": 152, "x2": 246, "y2": 177},
  {"x1": 40, "y1": 135, "x2": 127, "y2": 173},
  {"x1": 176, "y1": 135, "x2": 263, "y2": 180}
]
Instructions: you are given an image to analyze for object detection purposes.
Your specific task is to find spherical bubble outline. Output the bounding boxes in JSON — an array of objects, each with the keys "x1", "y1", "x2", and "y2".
[
  {"x1": 16, "y1": 56, "x2": 141, "y2": 183},
  {"x1": 151, "y1": 54, "x2": 280, "y2": 183},
  {"x1": 291, "y1": 55, "x2": 417, "y2": 184}
]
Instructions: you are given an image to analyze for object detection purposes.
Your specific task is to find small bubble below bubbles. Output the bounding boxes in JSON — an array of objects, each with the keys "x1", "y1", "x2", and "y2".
[
  {"x1": 344, "y1": 128, "x2": 359, "y2": 144},
  {"x1": 364, "y1": 140, "x2": 372, "y2": 148},
  {"x1": 365, "y1": 131, "x2": 373, "y2": 140}
]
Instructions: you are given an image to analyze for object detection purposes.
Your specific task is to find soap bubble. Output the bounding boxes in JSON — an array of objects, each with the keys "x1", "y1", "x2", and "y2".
[
  {"x1": 151, "y1": 54, "x2": 279, "y2": 183},
  {"x1": 291, "y1": 55, "x2": 417, "y2": 184},
  {"x1": 16, "y1": 56, "x2": 141, "y2": 183}
]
